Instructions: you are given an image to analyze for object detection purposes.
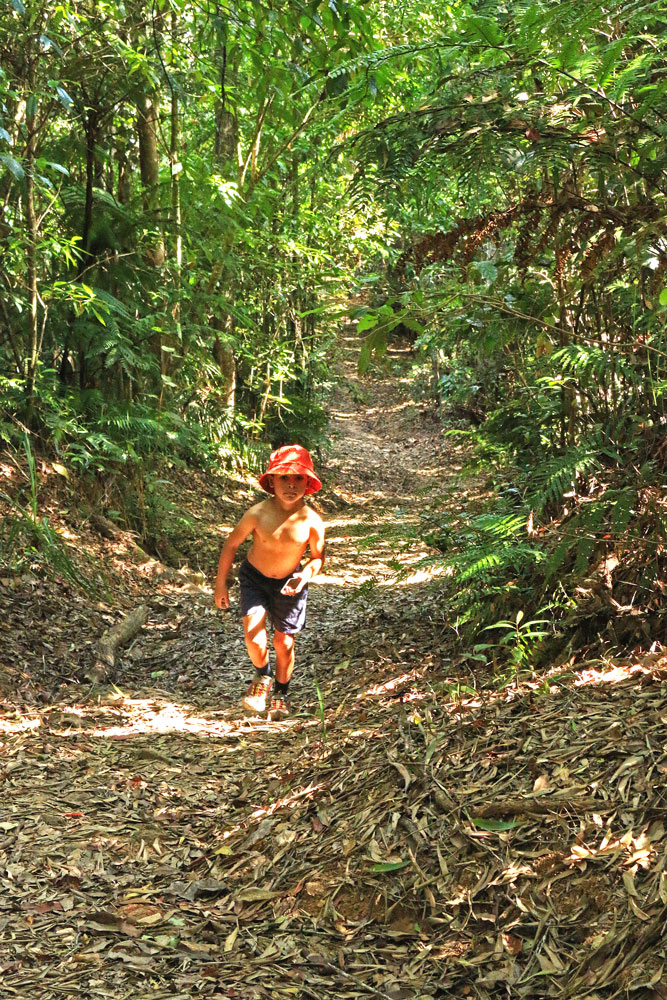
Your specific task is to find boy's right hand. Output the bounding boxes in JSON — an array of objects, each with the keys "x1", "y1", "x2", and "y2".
[{"x1": 215, "y1": 584, "x2": 230, "y2": 610}]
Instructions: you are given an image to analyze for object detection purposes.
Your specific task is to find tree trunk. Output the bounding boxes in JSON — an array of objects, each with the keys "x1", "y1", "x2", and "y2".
[
  {"x1": 136, "y1": 93, "x2": 165, "y2": 266},
  {"x1": 213, "y1": 330, "x2": 236, "y2": 411},
  {"x1": 214, "y1": 37, "x2": 238, "y2": 164},
  {"x1": 115, "y1": 123, "x2": 131, "y2": 204},
  {"x1": 137, "y1": 89, "x2": 165, "y2": 394},
  {"x1": 170, "y1": 10, "x2": 182, "y2": 347},
  {"x1": 25, "y1": 57, "x2": 39, "y2": 399},
  {"x1": 81, "y1": 109, "x2": 98, "y2": 258},
  {"x1": 208, "y1": 33, "x2": 238, "y2": 414}
]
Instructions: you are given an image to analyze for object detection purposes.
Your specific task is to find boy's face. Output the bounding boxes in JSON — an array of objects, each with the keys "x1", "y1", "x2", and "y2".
[{"x1": 270, "y1": 473, "x2": 307, "y2": 506}]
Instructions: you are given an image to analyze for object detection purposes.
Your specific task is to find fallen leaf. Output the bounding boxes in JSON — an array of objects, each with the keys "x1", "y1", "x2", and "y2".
[
  {"x1": 533, "y1": 774, "x2": 550, "y2": 794},
  {"x1": 224, "y1": 925, "x2": 239, "y2": 952}
]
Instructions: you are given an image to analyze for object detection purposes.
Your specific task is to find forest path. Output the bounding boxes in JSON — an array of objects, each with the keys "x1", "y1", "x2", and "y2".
[
  {"x1": 1, "y1": 330, "x2": 469, "y2": 998},
  {"x1": 4, "y1": 333, "x2": 667, "y2": 999}
]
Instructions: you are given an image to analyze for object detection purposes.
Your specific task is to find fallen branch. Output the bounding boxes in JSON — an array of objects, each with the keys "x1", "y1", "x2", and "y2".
[
  {"x1": 90, "y1": 513, "x2": 203, "y2": 584},
  {"x1": 89, "y1": 605, "x2": 148, "y2": 681},
  {"x1": 90, "y1": 513, "x2": 152, "y2": 563},
  {"x1": 471, "y1": 795, "x2": 603, "y2": 819}
]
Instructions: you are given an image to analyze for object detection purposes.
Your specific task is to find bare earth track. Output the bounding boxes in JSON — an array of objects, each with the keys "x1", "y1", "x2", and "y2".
[{"x1": 1, "y1": 334, "x2": 667, "y2": 999}]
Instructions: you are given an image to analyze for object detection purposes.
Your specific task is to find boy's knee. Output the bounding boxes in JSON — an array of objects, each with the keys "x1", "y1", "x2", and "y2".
[
  {"x1": 273, "y1": 631, "x2": 294, "y2": 651},
  {"x1": 244, "y1": 612, "x2": 267, "y2": 642},
  {"x1": 245, "y1": 632, "x2": 267, "y2": 649}
]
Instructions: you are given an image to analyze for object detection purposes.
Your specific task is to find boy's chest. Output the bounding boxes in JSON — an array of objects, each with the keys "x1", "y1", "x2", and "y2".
[{"x1": 255, "y1": 512, "x2": 309, "y2": 546}]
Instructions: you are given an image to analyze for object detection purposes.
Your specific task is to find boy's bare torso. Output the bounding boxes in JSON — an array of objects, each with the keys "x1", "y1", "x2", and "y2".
[{"x1": 247, "y1": 498, "x2": 318, "y2": 578}]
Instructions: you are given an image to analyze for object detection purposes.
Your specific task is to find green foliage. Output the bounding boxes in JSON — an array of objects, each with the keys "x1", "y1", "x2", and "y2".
[
  {"x1": 428, "y1": 503, "x2": 546, "y2": 640},
  {"x1": 0, "y1": 434, "x2": 97, "y2": 594},
  {"x1": 330, "y1": 0, "x2": 667, "y2": 663},
  {"x1": 0, "y1": 0, "x2": 381, "y2": 494},
  {"x1": 527, "y1": 444, "x2": 601, "y2": 513},
  {"x1": 2, "y1": 0, "x2": 666, "y2": 661},
  {"x1": 481, "y1": 609, "x2": 553, "y2": 681}
]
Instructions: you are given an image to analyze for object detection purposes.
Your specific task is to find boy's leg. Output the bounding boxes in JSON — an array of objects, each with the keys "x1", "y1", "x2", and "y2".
[
  {"x1": 243, "y1": 609, "x2": 270, "y2": 671},
  {"x1": 273, "y1": 630, "x2": 295, "y2": 685},
  {"x1": 267, "y1": 579, "x2": 305, "y2": 719},
  {"x1": 268, "y1": 631, "x2": 294, "y2": 720},
  {"x1": 241, "y1": 610, "x2": 272, "y2": 714}
]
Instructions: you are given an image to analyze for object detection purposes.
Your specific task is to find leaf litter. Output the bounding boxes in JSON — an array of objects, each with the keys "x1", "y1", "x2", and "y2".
[{"x1": 1, "y1": 334, "x2": 667, "y2": 999}]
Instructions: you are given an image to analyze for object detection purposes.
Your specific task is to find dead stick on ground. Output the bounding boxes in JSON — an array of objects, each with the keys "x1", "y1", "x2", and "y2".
[
  {"x1": 90, "y1": 605, "x2": 148, "y2": 681},
  {"x1": 471, "y1": 796, "x2": 603, "y2": 819}
]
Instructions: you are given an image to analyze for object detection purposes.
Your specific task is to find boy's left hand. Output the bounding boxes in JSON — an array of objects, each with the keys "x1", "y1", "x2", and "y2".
[{"x1": 280, "y1": 572, "x2": 307, "y2": 596}]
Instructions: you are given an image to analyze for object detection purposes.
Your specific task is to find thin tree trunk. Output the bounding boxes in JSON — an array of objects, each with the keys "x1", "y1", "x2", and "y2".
[
  {"x1": 170, "y1": 10, "x2": 182, "y2": 346},
  {"x1": 553, "y1": 177, "x2": 575, "y2": 448},
  {"x1": 208, "y1": 34, "x2": 238, "y2": 413},
  {"x1": 116, "y1": 127, "x2": 131, "y2": 204},
  {"x1": 214, "y1": 330, "x2": 236, "y2": 411},
  {"x1": 136, "y1": 93, "x2": 165, "y2": 266},
  {"x1": 25, "y1": 56, "x2": 39, "y2": 398},
  {"x1": 214, "y1": 36, "x2": 238, "y2": 163},
  {"x1": 81, "y1": 109, "x2": 98, "y2": 258},
  {"x1": 137, "y1": 88, "x2": 165, "y2": 397}
]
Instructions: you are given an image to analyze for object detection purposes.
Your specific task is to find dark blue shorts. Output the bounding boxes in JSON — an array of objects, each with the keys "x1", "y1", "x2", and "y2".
[{"x1": 238, "y1": 559, "x2": 308, "y2": 635}]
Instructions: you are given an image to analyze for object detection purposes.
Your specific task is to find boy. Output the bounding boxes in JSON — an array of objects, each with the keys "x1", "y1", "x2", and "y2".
[{"x1": 214, "y1": 444, "x2": 325, "y2": 720}]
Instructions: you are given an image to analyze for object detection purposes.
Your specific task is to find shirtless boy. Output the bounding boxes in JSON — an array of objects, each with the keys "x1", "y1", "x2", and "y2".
[{"x1": 214, "y1": 444, "x2": 325, "y2": 720}]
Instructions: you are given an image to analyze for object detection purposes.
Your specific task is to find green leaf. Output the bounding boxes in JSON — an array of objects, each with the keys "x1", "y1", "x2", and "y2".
[
  {"x1": 659, "y1": 288, "x2": 667, "y2": 307},
  {"x1": 358, "y1": 337, "x2": 372, "y2": 375},
  {"x1": 356, "y1": 313, "x2": 378, "y2": 334},
  {"x1": 46, "y1": 161, "x2": 69, "y2": 176},
  {"x1": 473, "y1": 260, "x2": 498, "y2": 282},
  {"x1": 0, "y1": 153, "x2": 24, "y2": 180},
  {"x1": 55, "y1": 86, "x2": 73, "y2": 109},
  {"x1": 471, "y1": 817, "x2": 520, "y2": 831},
  {"x1": 358, "y1": 327, "x2": 388, "y2": 375},
  {"x1": 370, "y1": 859, "x2": 410, "y2": 872},
  {"x1": 10, "y1": 0, "x2": 26, "y2": 13},
  {"x1": 0, "y1": 127, "x2": 11, "y2": 144},
  {"x1": 401, "y1": 317, "x2": 424, "y2": 335},
  {"x1": 464, "y1": 15, "x2": 504, "y2": 47},
  {"x1": 41, "y1": 35, "x2": 64, "y2": 57}
]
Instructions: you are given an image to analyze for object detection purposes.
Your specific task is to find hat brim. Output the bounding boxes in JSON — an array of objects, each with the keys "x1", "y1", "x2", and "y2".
[{"x1": 258, "y1": 462, "x2": 322, "y2": 495}]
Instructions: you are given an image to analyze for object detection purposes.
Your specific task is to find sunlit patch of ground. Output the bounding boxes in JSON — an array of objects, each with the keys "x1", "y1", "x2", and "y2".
[
  {"x1": 574, "y1": 661, "x2": 652, "y2": 686},
  {"x1": 0, "y1": 714, "x2": 41, "y2": 734}
]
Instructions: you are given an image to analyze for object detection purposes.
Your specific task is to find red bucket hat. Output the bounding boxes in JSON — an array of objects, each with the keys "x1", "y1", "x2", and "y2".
[{"x1": 258, "y1": 444, "x2": 322, "y2": 495}]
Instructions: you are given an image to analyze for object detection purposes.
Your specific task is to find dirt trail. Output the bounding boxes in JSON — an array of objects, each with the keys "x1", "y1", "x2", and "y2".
[
  {"x1": 0, "y1": 333, "x2": 459, "y2": 998},
  {"x1": 4, "y1": 335, "x2": 667, "y2": 999}
]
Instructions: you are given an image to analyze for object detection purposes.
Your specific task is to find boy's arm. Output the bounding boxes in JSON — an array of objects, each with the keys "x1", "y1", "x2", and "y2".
[
  {"x1": 281, "y1": 513, "x2": 325, "y2": 595},
  {"x1": 214, "y1": 509, "x2": 257, "y2": 609}
]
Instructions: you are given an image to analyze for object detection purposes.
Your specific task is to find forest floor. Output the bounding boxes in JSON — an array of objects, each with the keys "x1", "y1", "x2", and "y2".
[{"x1": 1, "y1": 333, "x2": 667, "y2": 999}]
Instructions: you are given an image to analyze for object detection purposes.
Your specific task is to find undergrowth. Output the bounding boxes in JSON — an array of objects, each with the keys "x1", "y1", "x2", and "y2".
[
  {"x1": 0, "y1": 435, "x2": 100, "y2": 596},
  {"x1": 423, "y1": 424, "x2": 667, "y2": 681}
]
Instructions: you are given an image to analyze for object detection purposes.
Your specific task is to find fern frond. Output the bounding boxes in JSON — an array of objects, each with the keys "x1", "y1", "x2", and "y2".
[{"x1": 528, "y1": 445, "x2": 600, "y2": 512}]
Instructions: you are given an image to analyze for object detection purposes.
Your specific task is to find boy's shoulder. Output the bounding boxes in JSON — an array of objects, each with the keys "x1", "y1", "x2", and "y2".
[
  {"x1": 303, "y1": 503, "x2": 325, "y2": 528},
  {"x1": 243, "y1": 498, "x2": 271, "y2": 520}
]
